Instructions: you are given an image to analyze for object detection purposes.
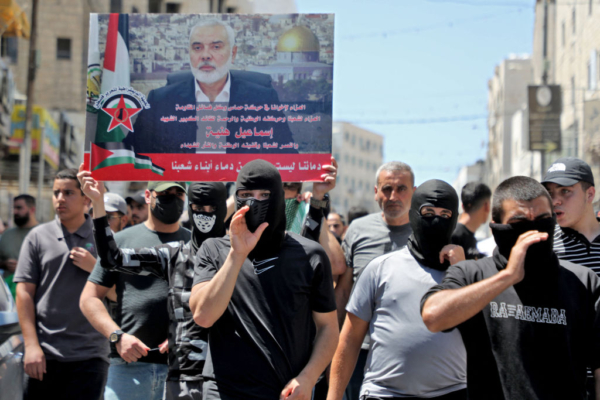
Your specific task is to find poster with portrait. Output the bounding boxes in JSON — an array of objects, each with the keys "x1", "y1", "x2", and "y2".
[{"x1": 84, "y1": 13, "x2": 334, "y2": 182}]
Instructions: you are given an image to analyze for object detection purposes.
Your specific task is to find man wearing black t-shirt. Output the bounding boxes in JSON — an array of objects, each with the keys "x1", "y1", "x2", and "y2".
[
  {"x1": 421, "y1": 176, "x2": 600, "y2": 400},
  {"x1": 190, "y1": 160, "x2": 339, "y2": 400},
  {"x1": 451, "y1": 182, "x2": 490, "y2": 260}
]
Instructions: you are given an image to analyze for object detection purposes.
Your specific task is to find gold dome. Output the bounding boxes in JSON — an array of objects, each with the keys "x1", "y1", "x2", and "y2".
[{"x1": 276, "y1": 26, "x2": 320, "y2": 52}]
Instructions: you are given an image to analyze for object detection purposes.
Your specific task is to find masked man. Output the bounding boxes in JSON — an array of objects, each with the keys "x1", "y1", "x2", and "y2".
[
  {"x1": 81, "y1": 180, "x2": 190, "y2": 400},
  {"x1": 79, "y1": 166, "x2": 226, "y2": 400},
  {"x1": 421, "y1": 176, "x2": 600, "y2": 400},
  {"x1": 328, "y1": 180, "x2": 467, "y2": 400},
  {"x1": 190, "y1": 159, "x2": 339, "y2": 400}
]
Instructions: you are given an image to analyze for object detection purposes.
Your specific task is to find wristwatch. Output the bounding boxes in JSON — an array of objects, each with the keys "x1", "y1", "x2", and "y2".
[
  {"x1": 109, "y1": 330, "x2": 124, "y2": 344},
  {"x1": 310, "y1": 195, "x2": 329, "y2": 210}
]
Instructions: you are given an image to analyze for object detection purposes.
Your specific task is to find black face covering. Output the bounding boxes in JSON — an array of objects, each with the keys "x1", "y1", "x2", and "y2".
[
  {"x1": 188, "y1": 182, "x2": 227, "y2": 253},
  {"x1": 151, "y1": 194, "x2": 184, "y2": 225},
  {"x1": 407, "y1": 179, "x2": 459, "y2": 271},
  {"x1": 490, "y1": 217, "x2": 556, "y2": 275},
  {"x1": 235, "y1": 159, "x2": 285, "y2": 259},
  {"x1": 14, "y1": 214, "x2": 30, "y2": 227}
]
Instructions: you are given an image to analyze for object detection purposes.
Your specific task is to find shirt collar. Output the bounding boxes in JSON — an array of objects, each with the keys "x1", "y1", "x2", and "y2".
[
  {"x1": 53, "y1": 214, "x2": 92, "y2": 239},
  {"x1": 194, "y1": 72, "x2": 231, "y2": 103}
]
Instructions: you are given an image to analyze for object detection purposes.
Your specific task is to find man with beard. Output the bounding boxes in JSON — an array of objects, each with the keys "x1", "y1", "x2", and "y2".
[
  {"x1": 78, "y1": 166, "x2": 226, "y2": 400},
  {"x1": 126, "y1": 191, "x2": 148, "y2": 227},
  {"x1": 334, "y1": 161, "x2": 415, "y2": 400},
  {"x1": 421, "y1": 176, "x2": 600, "y2": 400},
  {"x1": 125, "y1": 19, "x2": 295, "y2": 154},
  {"x1": 190, "y1": 159, "x2": 339, "y2": 400},
  {"x1": 81, "y1": 181, "x2": 190, "y2": 400},
  {"x1": 0, "y1": 194, "x2": 38, "y2": 298},
  {"x1": 328, "y1": 180, "x2": 467, "y2": 400}
]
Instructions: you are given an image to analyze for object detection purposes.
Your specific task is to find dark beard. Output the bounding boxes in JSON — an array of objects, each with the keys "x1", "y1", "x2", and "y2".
[{"x1": 14, "y1": 214, "x2": 30, "y2": 227}]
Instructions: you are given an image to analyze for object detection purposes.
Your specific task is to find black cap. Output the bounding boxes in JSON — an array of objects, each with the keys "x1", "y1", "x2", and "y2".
[
  {"x1": 542, "y1": 157, "x2": 595, "y2": 187},
  {"x1": 126, "y1": 190, "x2": 146, "y2": 205}
]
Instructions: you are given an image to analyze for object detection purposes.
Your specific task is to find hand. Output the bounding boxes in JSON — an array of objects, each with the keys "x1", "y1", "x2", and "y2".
[
  {"x1": 116, "y1": 333, "x2": 150, "y2": 363},
  {"x1": 77, "y1": 163, "x2": 104, "y2": 203},
  {"x1": 312, "y1": 156, "x2": 337, "y2": 200},
  {"x1": 229, "y1": 206, "x2": 268, "y2": 257},
  {"x1": 3, "y1": 258, "x2": 17, "y2": 273},
  {"x1": 505, "y1": 230, "x2": 548, "y2": 284},
  {"x1": 280, "y1": 376, "x2": 313, "y2": 400},
  {"x1": 439, "y1": 245, "x2": 465, "y2": 265},
  {"x1": 70, "y1": 247, "x2": 97, "y2": 272},
  {"x1": 24, "y1": 344, "x2": 46, "y2": 381},
  {"x1": 159, "y1": 338, "x2": 169, "y2": 354}
]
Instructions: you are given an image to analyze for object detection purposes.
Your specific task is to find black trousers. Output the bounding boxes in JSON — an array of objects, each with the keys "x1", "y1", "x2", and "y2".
[
  {"x1": 24, "y1": 357, "x2": 109, "y2": 400},
  {"x1": 363, "y1": 388, "x2": 467, "y2": 400}
]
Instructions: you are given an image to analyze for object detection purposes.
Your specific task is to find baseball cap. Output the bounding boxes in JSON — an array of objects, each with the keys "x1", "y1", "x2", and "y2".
[
  {"x1": 147, "y1": 182, "x2": 187, "y2": 194},
  {"x1": 541, "y1": 157, "x2": 595, "y2": 187},
  {"x1": 104, "y1": 193, "x2": 128, "y2": 215},
  {"x1": 125, "y1": 190, "x2": 146, "y2": 205}
]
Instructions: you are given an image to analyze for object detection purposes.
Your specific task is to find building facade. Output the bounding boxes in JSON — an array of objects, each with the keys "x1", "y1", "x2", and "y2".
[
  {"x1": 329, "y1": 121, "x2": 384, "y2": 218},
  {"x1": 485, "y1": 56, "x2": 533, "y2": 192}
]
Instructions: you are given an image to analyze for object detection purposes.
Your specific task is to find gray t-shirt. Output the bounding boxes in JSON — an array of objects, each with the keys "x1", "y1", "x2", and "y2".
[
  {"x1": 14, "y1": 216, "x2": 108, "y2": 362},
  {"x1": 89, "y1": 222, "x2": 190, "y2": 364},
  {"x1": 342, "y1": 213, "x2": 412, "y2": 280},
  {"x1": 342, "y1": 213, "x2": 412, "y2": 349},
  {"x1": 347, "y1": 247, "x2": 466, "y2": 398}
]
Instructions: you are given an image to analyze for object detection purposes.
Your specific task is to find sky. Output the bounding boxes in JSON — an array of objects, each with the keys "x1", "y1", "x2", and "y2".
[{"x1": 296, "y1": 0, "x2": 536, "y2": 186}]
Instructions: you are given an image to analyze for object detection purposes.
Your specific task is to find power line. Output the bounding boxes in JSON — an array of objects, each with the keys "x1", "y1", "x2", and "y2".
[
  {"x1": 345, "y1": 114, "x2": 487, "y2": 124},
  {"x1": 341, "y1": 8, "x2": 525, "y2": 40}
]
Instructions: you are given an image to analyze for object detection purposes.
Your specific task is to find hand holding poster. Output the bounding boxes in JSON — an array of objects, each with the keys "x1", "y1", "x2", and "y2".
[{"x1": 84, "y1": 13, "x2": 334, "y2": 181}]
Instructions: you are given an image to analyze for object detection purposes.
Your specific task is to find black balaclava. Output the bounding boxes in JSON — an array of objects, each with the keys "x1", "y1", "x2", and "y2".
[
  {"x1": 490, "y1": 216, "x2": 556, "y2": 275},
  {"x1": 188, "y1": 182, "x2": 227, "y2": 253},
  {"x1": 407, "y1": 179, "x2": 459, "y2": 271},
  {"x1": 235, "y1": 159, "x2": 286, "y2": 259}
]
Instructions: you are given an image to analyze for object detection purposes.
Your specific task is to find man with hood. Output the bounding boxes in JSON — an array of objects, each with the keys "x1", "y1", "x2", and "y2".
[
  {"x1": 78, "y1": 166, "x2": 227, "y2": 400},
  {"x1": 81, "y1": 179, "x2": 190, "y2": 400},
  {"x1": 327, "y1": 180, "x2": 467, "y2": 400},
  {"x1": 421, "y1": 176, "x2": 600, "y2": 400},
  {"x1": 190, "y1": 159, "x2": 339, "y2": 400}
]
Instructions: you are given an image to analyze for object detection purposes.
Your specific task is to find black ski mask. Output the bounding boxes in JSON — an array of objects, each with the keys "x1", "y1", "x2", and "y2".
[
  {"x1": 490, "y1": 216, "x2": 556, "y2": 275},
  {"x1": 407, "y1": 180, "x2": 459, "y2": 271},
  {"x1": 188, "y1": 182, "x2": 227, "y2": 253},
  {"x1": 235, "y1": 160, "x2": 286, "y2": 259},
  {"x1": 151, "y1": 194, "x2": 184, "y2": 225}
]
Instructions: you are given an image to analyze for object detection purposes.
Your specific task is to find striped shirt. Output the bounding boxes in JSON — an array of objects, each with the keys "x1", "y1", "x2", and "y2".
[{"x1": 553, "y1": 224, "x2": 600, "y2": 276}]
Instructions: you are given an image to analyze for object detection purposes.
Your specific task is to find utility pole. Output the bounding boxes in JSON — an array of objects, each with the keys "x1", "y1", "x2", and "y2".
[
  {"x1": 540, "y1": 0, "x2": 549, "y2": 173},
  {"x1": 18, "y1": 0, "x2": 38, "y2": 194}
]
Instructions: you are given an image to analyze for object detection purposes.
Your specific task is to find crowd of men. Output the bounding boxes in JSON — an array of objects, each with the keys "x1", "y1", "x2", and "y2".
[
  {"x1": 4, "y1": 155, "x2": 600, "y2": 400},
  {"x1": 0, "y1": 20, "x2": 598, "y2": 400}
]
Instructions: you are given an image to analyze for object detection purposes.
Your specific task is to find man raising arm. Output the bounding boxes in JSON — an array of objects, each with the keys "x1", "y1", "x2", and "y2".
[{"x1": 190, "y1": 160, "x2": 338, "y2": 400}]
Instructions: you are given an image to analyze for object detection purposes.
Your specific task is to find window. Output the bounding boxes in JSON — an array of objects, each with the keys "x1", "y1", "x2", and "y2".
[
  {"x1": 110, "y1": 0, "x2": 122, "y2": 13},
  {"x1": 590, "y1": 0, "x2": 593, "y2": 15},
  {"x1": 562, "y1": 21, "x2": 566, "y2": 47},
  {"x1": 572, "y1": 8, "x2": 576, "y2": 34},
  {"x1": 1, "y1": 37, "x2": 18, "y2": 64},
  {"x1": 359, "y1": 159, "x2": 363, "y2": 168},
  {"x1": 351, "y1": 156, "x2": 355, "y2": 165},
  {"x1": 571, "y1": 76, "x2": 576, "y2": 106},
  {"x1": 590, "y1": 50, "x2": 597, "y2": 90},
  {"x1": 166, "y1": 3, "x2": 181, "y2": 13},
  {"x1": 56, "y1": 38, "x2": 71, "y2": 60}
]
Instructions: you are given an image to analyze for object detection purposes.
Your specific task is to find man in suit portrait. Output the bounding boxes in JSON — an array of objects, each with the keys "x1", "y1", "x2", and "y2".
[{"x1": 125, "y1": 19, "x2": 296, "y2": 154}]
